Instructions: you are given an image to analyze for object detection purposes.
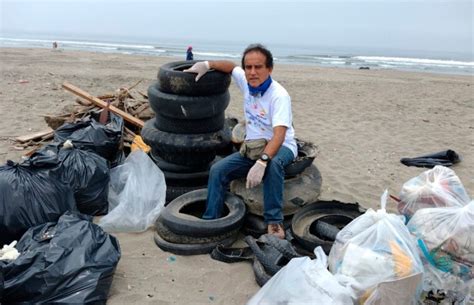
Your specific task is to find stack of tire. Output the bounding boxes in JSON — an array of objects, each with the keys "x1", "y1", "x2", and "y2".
[
  {"x1": 230, "y1": 140, "x2": 323, "y2": 237},
  {"x1": 141, "y1": 60, "x2": 233, "y2": 203}
]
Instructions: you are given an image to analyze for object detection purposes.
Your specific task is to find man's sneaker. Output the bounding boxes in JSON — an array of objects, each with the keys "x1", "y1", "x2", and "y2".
[{"x1": 267, "y1": 223, "x2": 285, "y2": 239}]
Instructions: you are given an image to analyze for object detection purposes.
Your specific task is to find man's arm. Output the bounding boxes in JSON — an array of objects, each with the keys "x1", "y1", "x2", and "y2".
[
  {"x1": 184, "y1": 60, "x2": 236, "y2": 81},
  {"x1": 263, "y1": 126, "x2": 287, "y2": 159},
  {"x1": 208, "y1": 60, "x2": 236, "y2": 74}
]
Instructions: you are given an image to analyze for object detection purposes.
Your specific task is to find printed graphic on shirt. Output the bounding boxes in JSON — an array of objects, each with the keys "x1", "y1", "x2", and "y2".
[{"x1": 245, "y1": 97, "x2": 271, "y2": 133}]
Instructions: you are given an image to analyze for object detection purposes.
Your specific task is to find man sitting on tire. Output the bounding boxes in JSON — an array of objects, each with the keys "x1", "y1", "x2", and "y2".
[{"x1": 184, "y1": 43, "x2": 297, "y2": 239}]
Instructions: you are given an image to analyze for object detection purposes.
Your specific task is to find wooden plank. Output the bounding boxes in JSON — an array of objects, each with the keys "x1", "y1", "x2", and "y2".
[
  {"x1": 62, "y1": 82, "x2": 144, "y2": 128},
  {"x1": 16, "y1": 128, "x2": 54, "y2": 143}
]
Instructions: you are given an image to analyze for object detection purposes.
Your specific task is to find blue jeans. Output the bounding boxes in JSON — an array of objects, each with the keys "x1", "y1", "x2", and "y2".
[{"x1": 203, "y1": 146, "x2": 295, "y2": 224}]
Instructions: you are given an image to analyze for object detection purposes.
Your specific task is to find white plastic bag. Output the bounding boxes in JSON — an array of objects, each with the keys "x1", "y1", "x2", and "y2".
[
  {"x1": 328, "y1": 190, "x2": 423, "y2": 304},
  {"x1": 98, "y1": 150, "x2": 166, "y2": 232},
  {"x1": 247, "y1": 246, "x2": 353, "y2": 305},
  {"x1": 398, "y1": 165, "x2": 470, "y2": 219},
  {"x1": 407, "y1": 201, "x2": 474, "y2": 304}
]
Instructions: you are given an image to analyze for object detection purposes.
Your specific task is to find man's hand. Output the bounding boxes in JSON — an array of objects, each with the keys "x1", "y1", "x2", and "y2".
[
  {"x1": 246, "y1": 160, "x2": 267, "y2": 189},
  {"x1": 183, "y1": 61, "x2": 210, "y2": 82}
]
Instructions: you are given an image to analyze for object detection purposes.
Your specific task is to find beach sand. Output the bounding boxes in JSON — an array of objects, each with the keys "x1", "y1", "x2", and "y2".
[{"x1": 1, "y1": 47, "x2": 473, "y2": 304}]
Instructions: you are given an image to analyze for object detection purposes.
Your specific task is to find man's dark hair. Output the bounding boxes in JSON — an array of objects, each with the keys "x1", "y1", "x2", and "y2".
[{"x1": 241, "y1": 43, "x2": 274, "y2": 69}]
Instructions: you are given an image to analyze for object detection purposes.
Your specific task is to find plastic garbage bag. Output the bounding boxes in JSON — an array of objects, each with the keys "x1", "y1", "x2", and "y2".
[
  {"x1": 328, "y1": 190, "x2": 423, "y2": 304},
  {"x1": 407, "y1": 201, "x2": 474, "y2": 304},
  {"x1": 0, "y1": 212, "x2": 120, "y2": 304},
  {"x1": 247, "y1": 246, "x2": 353, "y2": 305},
  {"x1": 400, "y1": 149, "x2": 460, "y2": 168},
  {"x1": 398, "y1": 166, "x2": 470, "y2": 219},
  {"x1": 99, "y1": 150, "x2": 166, "y2": 232},
  {"x1": 54, "y1": 110, "x2": 124, "y2": 167},
  {"x1": 0, "y1": 159, "x2": 77, "y2": 246},
  {"x1": 32, "y1": 141, "x2": 110, "y2": 215}
]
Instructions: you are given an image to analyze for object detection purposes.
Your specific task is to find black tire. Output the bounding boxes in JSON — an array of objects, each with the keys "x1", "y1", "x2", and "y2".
[
  {"x1": 290, "y1": 201, "x2": 364, "y2": 254},
  {"x1": 141, "y1": 119, "x2": 231, "y2": 167},
  {"x1": 230, "y1": 164, "x2": 323, "y2": 216},
  {"x1": 154, "y1": 112, "x2": 225, "y2": 134},
  {"x1": 160, "y1": 189, "x2": 246, "y2": 237},
  {"x1": 148, "y1": 82, "x2": 230, "y2": 120},
  {"x1": 166, "y1": 184, "x2": 207, "y2": 205},
  {"x1": 155, "y1": 217, "x2": 239, "y2": 244},
  {"x1": 150, "y1": 151, "x2": 212, "y2": 173},
  {"x1": 157, "y1": 60, "x2": 231, "y2": 96},
  {"x1": 162, "y1": 168, "x2": 209, "y2": 187},
  {"x1": 285, "y1": 140, "x2": 317, "y2": 177},
  {"x1": 153, "y1": 230, "x2": 237, "y2": 256}
]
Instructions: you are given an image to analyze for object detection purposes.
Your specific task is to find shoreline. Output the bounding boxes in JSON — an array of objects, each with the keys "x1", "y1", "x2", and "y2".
[
  {"x1": 1, "y1": 47, "x2": 473, "y2": 304},
  {"x1": 1, "y1": 42, "x2": 472, "y2": 76}
]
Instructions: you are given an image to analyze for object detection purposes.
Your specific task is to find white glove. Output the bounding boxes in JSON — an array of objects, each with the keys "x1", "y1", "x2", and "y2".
[
  {"x1": 246, "y1": 160, "x2": 267, "y2": 189},
  {"x1": 183, "y1": 61, "x2": 210, "y2": 82}
]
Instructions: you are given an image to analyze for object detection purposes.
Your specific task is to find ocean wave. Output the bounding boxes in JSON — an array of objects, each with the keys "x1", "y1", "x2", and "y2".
[
  {"x1": 1, "y1": 36, "x2": 472, "y2": 75},
  {"x1": 354, "y1": 56, "x2": 474, "y2": 67},
  {"x1": 195, "y1": 51, "x2": 240, "y2": 58}
]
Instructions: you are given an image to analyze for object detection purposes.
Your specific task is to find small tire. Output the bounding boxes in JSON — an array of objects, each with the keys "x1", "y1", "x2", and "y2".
[
  {"x1": 290, "y1": 201, "x2": 364, "y2": 254},
  {"x1": 284, "y1": 140, "x2": 318, "y2": 177},
  {"x1": 155, "y1": 217, "x2": 239, "y2": 244},
  {"x1": 157, "y1": 60, "x2": 231, "y2": 96},
  {"x1": 153, "y1": 230, "x2": 237, "y2": 256},
  {"x1": 230, "y1": 164, "x2": 323, "y2": 216},
  {"x1": 160, "y1": 189, "x2": 246, "y2": 237}
]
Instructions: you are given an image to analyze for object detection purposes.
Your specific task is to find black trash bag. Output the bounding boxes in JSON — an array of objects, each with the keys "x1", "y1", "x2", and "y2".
[
  {"x1": 0, "y1": 267, "x2": 3, "y2": 300},
  {"x1": 31, "y1": 142, "x2": 110, "y2": 215},
  {"x1": 0, "y1": 160, "x2": 77, "y2": 246},
  {"x1": 0, "y1": 212, "x2": 121, "y2": 304},
  {"x1": 54, "y1": 110, "x2": 124, "y2": 167},
  {"x1": 400, "y1": 149, "x2": 461, "y2": 168}
]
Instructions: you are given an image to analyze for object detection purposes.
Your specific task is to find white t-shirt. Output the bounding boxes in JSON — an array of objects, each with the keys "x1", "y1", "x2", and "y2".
[{"x1": 232, "y1": 67, "x2": 297, "y2": 158}]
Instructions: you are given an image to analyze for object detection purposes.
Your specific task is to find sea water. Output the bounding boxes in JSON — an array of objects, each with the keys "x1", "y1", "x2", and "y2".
[{"x1": 1, "y1": 35, "x2": 472, "y2": 76}]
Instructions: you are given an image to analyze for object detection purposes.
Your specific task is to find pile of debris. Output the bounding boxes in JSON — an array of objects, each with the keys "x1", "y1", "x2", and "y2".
[{"x1": 14, "y1": 80, "x2": 153, "y2": 155}]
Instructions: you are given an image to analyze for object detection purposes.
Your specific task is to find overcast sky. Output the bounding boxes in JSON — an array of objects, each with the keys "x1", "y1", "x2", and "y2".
[{"x1": 1, "y1": 0, "x2": 472, "y2": 56}]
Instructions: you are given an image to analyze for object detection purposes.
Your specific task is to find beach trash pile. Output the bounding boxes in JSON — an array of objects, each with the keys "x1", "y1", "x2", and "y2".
[
  {"x1": 328, "y1": 190, "x2": 424, "y2": 305},
  {"x1": 0, "y1": 110, "x2": 126, "y2": 303},
  {"x1": 247, "y1": 166, "x2": 473, "y2": 305}
]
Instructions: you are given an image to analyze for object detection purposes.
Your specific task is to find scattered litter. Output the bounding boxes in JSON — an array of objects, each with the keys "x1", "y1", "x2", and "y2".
[
  {"x1": 167, "y1": 255, "x2": 176, "y2": 263},
  {"x1": 400, "y1": 149, "x2": 461, "y2": 168},
  {"x1": 0, "y1": 240, "x2": 20, "y2": 261},
  {"x1": 18, "y1": 79, "x2": 29, "y2": 84}
]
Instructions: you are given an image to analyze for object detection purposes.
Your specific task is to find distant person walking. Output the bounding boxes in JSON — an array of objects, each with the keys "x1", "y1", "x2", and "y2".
[
  {"x1": 52, "y1": 41, "x2": 58, "y2": 49},
  {"x1": 186, "y1": 46, "x2": 193, "y2": 60}
]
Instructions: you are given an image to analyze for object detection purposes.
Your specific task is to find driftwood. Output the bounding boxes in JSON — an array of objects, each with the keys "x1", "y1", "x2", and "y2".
[
  {"x1": 16, "y1": 128, "x2": 54, "y2": 143},
  {"x1": 16, "y1": 80, "x2": 150, "y2": 153},
  {"x1": 62, "y1": 82, "x2": 145, "y2": 128}
]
